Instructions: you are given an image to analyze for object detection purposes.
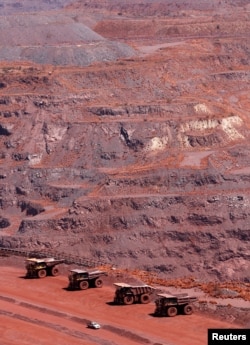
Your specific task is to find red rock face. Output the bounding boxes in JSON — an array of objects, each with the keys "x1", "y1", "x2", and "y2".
[{"x1": 0, "y1": 0, "x2": 250, "y2": 281}]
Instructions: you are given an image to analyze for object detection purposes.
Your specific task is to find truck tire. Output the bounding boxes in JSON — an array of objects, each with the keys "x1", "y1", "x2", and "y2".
[
  {"x1": 51, "y1": 266, "x2": 60, "y2": 277},
  {"x1": 140, "y1": 294, "x2": 150, "y2": 304},
  {"x1": 94, "y1": 278, "x2": 103, "y2": 288},
  {"x1": 183, "y1": 304, "x2": 193, "y2": 315},
  {"x1": 79, "y1": 280, "x2": 89, "y2": 290},
  {"x1": 167, "y1": 306, "x2": 178, "y2": 317},
  {"x1": 123, "y1": 295, "x2": 134, "y2": 305},
  {"x1": 38, "y1": 269, "x2": 47, "y2": 278}
]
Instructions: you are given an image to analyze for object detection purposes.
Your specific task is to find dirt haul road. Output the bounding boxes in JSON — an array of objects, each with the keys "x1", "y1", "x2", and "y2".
[{"x1": 0, "y1": 266, "x2": 243, "y2": 345}]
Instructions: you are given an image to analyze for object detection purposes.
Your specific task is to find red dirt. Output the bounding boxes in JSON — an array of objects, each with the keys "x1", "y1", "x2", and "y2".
[
  {"x1": 0, "y1": 265, "x2": 244, "y2": 345},
  {"x1": 0, "y1": 0, "x2": 249, "y2": 282}
]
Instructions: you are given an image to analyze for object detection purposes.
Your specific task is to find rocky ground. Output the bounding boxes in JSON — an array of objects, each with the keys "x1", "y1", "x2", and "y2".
[{"x1": 0, "y1": 0, "x2": 249, "y2": 284}]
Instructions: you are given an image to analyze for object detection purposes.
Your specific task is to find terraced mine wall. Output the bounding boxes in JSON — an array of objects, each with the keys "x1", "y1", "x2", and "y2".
[{"x1": 0, "y1": 0, "x2": 250, "y2": 282}]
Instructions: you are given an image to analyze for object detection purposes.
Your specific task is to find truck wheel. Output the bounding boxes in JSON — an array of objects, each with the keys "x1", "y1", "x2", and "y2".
[
  {"x1": 94, "y1": 278, "x2": 103, "y2": 288},
  {"x1": 38, "y1": 269, "x2": 47, "y2": 278},
  {"x1": 79, "y1": 281, "x2": 89, "y2": 290},
  {"x1": 167, "y1": 306, "x2": 178, "y2": 317},
  {"x1": 183, "y1": 304, "x2": 193, "y2": 315},
  {"x1": 140, "y1": 294, "x2": 150, "y2": 304},
  {"x1": 123, "y1": 295, "x2": 134, "y2": 305},
  {"x1": 51, "y1": 266, "x2": 60, "y2": 277}
]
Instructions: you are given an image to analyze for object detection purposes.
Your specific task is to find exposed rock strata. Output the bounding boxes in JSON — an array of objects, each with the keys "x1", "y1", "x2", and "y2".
[{"x1": 0, "y1": 0, "x2": 249, "y2": 281}]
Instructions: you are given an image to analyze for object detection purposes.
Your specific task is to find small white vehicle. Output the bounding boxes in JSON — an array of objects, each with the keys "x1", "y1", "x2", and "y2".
[{"x1": 87, "y1": 321, "x2": 101, "y2": 329}]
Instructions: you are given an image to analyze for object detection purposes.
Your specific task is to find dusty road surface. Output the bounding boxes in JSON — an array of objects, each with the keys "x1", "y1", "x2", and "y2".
[{"x1": 0, "y1": 266, "x2": 243, "y2": 345}]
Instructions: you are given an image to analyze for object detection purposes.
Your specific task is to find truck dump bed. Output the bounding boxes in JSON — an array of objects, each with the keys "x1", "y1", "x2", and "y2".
[
  {"x1": 26, "y1": 258, "x2": 64, "y2": 266},
  {"x1": 156, "y1": 293, "x2": 198, "y2": 305},
  {"x1": 114, "y1": 283, "x2": 154, "y2": 293},
  {"x1": 69, "y1": 269, "x2": 107, "y2": 276}
]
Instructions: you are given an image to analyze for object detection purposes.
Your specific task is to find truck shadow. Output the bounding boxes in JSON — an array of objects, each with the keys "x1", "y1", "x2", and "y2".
[
  {"x1": 62, "y1": 287, "x2": 71, "y2": 291},
  {"x1": 106, "y1": 301, "x2": 122, "y2": 306},
  {"x1": 19, "y1": 275, "x2": 35, "y2": 279},
  {"x1": 62, "y1": 287, "x2": 82, "y2": 292},
  {"x1": 148, "y1": 312, "x2": 162, "y2": 317}
]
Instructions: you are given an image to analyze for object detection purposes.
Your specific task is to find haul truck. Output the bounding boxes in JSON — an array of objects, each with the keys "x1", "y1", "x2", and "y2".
[
  {"x1": 68, "y1": 269, "x2": 107, "y2": 290},
  {"x1": 25, "y1": 257, "x2": 64, "y2": 278},
  {"x1": 113, "y1": 282, "x2": 155, "y2": 305},
  {"x1": 154, "y1": 292, "x2": 197, "y2": 317}
]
